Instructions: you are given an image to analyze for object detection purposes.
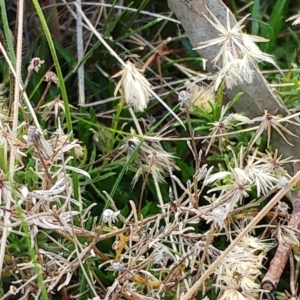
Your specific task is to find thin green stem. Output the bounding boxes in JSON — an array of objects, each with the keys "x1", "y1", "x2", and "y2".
[{"x1": 31, "y1": 0, "x2": 79, "y2": 200}]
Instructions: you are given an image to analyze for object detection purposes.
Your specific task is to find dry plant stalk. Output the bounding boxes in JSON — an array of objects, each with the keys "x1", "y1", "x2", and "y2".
[
  {"x1": 261, "y1": 193, "x2": 300, "y2": 291},
  {"x1": 0, "y1": 0, "x2": 25, "y2": 277},
  {"x1": 168, "y1": 0, "x2": 300, "y2": 174},
  {"x1": 181, "y1": 170, "x2": 300, "y2": 300},
  {"x1": 2, "y1": 1, "x2": 300, "y2": 298}
]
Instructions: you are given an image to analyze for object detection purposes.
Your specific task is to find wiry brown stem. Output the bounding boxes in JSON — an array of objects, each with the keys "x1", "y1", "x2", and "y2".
[{"x1": 261, "y1": 193, "x2": 300, "y2": 291}]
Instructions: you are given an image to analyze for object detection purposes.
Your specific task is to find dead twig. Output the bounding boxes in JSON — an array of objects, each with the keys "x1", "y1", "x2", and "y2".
[{"x1": 261, "y1": 192, "x2": 300, "y2": 291}]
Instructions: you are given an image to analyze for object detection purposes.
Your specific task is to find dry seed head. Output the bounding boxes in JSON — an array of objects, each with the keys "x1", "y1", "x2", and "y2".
[
  {"x1": 202, "y1": 103, "x2": 235, "y2": 155},
  {"x1": 27, "y1": 126, "x2": 43, "y2": 144},
  {"x1": 214, "y1": 51, "x2": 255, "y2": 90},
  {"x1": 129, "y1": 140, "x2": 179, "y2": 185},
  {"x1": 112, "y1": 61, "x2": 151, "y2": 112},
  {"x1": 244, "y1": 151, "x2": 280, "y2": 197},
  {"x1": 28, "y1": 57, "x2": 45, "y2": 73},
  {"x1": 215, "y1": 276, "x2": 260, "y2": 300},
  {"x1": 0, "y1": 124, "x2": 26, "y2": 163},
  {"x1": 146, "y1": 150, "x2": 178, "y2": 182},
  {"x1": 255, "y1": 150, "x2": 295, "y2": 177},
  {"x1": 41, "y1": 96, "x2": 76, "y2": 120},
  {"x1": 51, "y1": 130, "x2": 83, "y2": 158},
  {"x1": 27, "y1": 126, "x2": 53, "y2": 159},
  {"x1": 275, "y1": 225, "x2": 300, "y2": 247},
  {"x1": 44, "y1": 71, "x2": 59, "y2": 86},
  {"x1": 287, "y1": 11, "x2": 300, "y2": 25},
  {"x1": 194, "y1": 7, "x2": 278, "y2": 89},
  {"x1": 239, "y1": 234, "x2": 275, "y2": 253},
  {"x1": 185, "y1": 81, "x2": 215, "y2": 111},
  {"x1": 248, "y1": 110, "x2": 300, "y2": 149},
  {"x1": 203, "y1": 204, "x2": 230, "y2": 229}
]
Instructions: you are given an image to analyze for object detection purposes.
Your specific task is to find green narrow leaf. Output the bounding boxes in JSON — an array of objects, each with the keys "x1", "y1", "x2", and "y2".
[
  {"x1": 251, "y1": 0, "x2": 263, "y2": 36},
  {"x1": 260, "y1": 0, "x2": 289, "y2": 52},
  {"x1": 0, "y1": 1, "x2": 16, "y2": 66},
  {"x1": 31, "y1": 0, "x2": 79, "y2": 200}
]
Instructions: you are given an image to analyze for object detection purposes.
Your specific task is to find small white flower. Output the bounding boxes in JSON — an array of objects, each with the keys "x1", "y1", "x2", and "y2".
[
  {"x1": 9, "y1": 285, "x2": 18, "y2": 295},
  {"x1": 277, "y1": 176, "x2": 289, "y2": 189},
  {"x1": 194, "y1": 7, "x2": 279, "y2": 89},
  {"x1": 20, "y1": 186, "x2": 29, "y2": 198},
  {"x1": 102, "y1": 209, "x2": 120, "y2": 227}
]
